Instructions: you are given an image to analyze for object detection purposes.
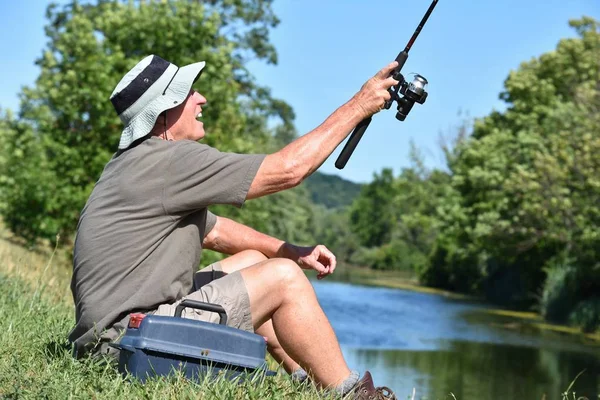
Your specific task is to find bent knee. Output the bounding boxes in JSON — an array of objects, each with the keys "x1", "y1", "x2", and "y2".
[
  {"x1": 269, "y1": 258, "x2": 307, "y2": 287},
  {"x1": 221, "y1": 249, "x2": 268, "y2": 274}
]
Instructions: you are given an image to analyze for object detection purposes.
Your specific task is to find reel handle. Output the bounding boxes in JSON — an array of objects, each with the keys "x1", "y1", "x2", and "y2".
[{"x1": 334, "y1": 117, "x2": 372, "y2": 169}]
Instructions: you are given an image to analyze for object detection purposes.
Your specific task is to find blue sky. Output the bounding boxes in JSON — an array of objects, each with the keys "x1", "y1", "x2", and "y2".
[{"x1": 1, "y1": 0, "x2": 598, "y2": 183}]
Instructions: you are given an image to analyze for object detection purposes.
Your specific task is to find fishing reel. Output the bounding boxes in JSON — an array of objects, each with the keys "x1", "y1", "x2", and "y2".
[{"x1": 387, "y1": 72, "x2": 428, "y2": 121}]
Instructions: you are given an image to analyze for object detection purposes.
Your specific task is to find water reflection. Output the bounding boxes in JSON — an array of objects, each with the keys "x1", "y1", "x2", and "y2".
[
  {"x1": 343, "y1": 342, "x2": 599, "y2": 400},
  {"x1": 312, "y1": 281, "x2": 600, "y2": 399}
]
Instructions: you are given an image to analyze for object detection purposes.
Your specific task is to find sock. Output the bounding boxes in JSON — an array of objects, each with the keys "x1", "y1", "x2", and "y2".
[
  {"x1": 291, "y1": 367, "x2": 308, "y2": 383},
  {"x1": 336, "y1": 370, "x2": 360, "y2": 396}
]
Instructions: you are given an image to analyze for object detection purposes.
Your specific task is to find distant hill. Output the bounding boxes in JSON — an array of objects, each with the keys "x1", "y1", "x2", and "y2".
[{"x1": 303, "y1": 171, "x2": 363, "y2": 209}]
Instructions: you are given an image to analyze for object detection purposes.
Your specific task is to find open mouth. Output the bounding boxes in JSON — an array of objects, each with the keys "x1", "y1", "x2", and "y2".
[{"x1": 196, "y1": 111, "x2": 202, "y2": 121}]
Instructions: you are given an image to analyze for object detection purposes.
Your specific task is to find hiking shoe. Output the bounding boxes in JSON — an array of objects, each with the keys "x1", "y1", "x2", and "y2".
[{"x1": 349, "y1": 371, "x2": 397, "y2": 400}]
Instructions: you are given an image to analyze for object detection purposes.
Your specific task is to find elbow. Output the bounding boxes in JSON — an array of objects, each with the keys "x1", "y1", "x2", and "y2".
[
  {"x1": 266, "y1": 151, "x2": 309, "y2": 192},
  {"x1": 282, "y1": 157, "x2": 307, "y2": 189}
]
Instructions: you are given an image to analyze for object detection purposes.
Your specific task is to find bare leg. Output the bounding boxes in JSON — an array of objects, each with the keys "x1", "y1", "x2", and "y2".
[
  {"x1": 240, "y1": 258, "x2": 351, "y2": 388},
  {"x1": 214, "y1": 251, "x2": 300, "y2": 373},
  {"x1": 257, "y1": 319, "x2": 299, "y2": 374}
]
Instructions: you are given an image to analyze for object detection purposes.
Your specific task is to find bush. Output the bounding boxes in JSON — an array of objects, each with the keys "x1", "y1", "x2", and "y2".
[
  {"x1": 540, "y1": 257, "x2": 580, "y2": 324},
  {"x1": 568, "y1": 297, "x2": 600, "y2": 333},
  {"x1": 419, "y1": 241, "x2": 483, "y2": 294},
  {"x1": 349, "y1": 241, "x2": 426, "y2": 272}
]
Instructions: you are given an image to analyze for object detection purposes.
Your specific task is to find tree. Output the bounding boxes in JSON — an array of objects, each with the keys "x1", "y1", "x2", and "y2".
[
  {"x1": 346, "y1": 142, "x2": 452, "y2": 272},
  {"x1": 0, "y1": 0, "x2": 299, "y2": 245},
  {"x1": 349, "y1": 168, "x2": 397, "y2": 248},
  {"x1": 423, "y1": 18, "x2": 600, "y2": 322}
]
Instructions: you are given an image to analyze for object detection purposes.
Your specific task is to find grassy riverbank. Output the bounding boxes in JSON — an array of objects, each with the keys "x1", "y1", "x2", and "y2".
[
  {"x1": 0, "y1": 233, "x2": 332, "y2": 399},
  {"x1": 0, "y1": 229, "x2": 593, "y2": 399},
  {"x1": 0, "y1": 273, "x2": 333, "y2": 399}
]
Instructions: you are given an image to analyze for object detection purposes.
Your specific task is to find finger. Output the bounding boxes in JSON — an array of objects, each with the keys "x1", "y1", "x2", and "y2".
[
  {"x1": 384, "y1": 76, "x2": 400, "y2": 88},
  {"x1": 316, "y1": 267, "x2": 331, "y2": 278},
  {"x1": 383, "y1": 90, "x2": 392, "y2": 103},
  {"x1": 317, "y1": 268, "x2": 331, "y2": 279},
  {"x1": 330, "y1": 257, "x2": 337, "y2": 274},
  {"x1": 376, "y1": 61, "x2": 399, "y2": 79},
  {"x1": 318, "y1": 246, "x2": 337, "y2": 274},
  {"x1": 311, "y1": 260, "x2": 327, "y2": 274}
]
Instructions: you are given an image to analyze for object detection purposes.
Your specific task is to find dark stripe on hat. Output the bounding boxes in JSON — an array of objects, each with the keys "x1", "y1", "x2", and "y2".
[{"x1": 111, "y1": 55, "x2": 170, "y2": 116}]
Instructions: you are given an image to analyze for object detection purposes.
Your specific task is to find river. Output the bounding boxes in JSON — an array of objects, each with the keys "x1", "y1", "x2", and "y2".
[{"x1": 312, "y1": 280, "x2": 600, "y2": 400}]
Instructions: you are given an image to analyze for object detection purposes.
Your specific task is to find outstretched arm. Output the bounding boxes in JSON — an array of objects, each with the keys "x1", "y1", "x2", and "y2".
[
  {"x1": 246, "y1": 61, "x2": 399, "y2": 199},
  {"x1": 203, "y1": 216, "x2": 337, "y2": 279}
]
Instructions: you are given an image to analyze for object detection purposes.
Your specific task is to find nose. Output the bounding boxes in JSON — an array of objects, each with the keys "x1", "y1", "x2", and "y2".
[{"x1": 194, "y1": 91, "x2": 207, "y2": 105}]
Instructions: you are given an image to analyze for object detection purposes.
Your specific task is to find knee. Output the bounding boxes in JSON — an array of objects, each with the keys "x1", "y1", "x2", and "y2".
[
  {"x1": 220, "y1": 250, "x2": 268, "y2": 274},
  {"x1": 270, "y1": 258, "x2": 308, "y2": 291}
]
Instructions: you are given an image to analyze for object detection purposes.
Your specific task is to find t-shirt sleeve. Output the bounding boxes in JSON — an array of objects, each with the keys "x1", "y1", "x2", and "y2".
[
  {"x1": 204, "y1": 210, "x2": 217, "y2": 237},
  {"x1": 163, "y1": 141, "x2": 266, "y2": 214}
]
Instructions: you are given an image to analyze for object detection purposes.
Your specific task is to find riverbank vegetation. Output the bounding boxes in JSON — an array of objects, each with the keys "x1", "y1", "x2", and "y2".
[
  {"x1": 315, "y1": 16, "x2": 600, "y2": 335},
  {"x1": 338, "y1": 17, "x2": 600, "y2": 335},
  {"x1": 0, "y1": 0, "x2": 598, "y2": 353}
]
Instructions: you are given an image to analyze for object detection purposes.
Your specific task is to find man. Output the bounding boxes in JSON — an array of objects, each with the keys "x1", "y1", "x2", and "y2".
[{"x1": 69, "y1": 54, "x2": 399, "y2": 399}]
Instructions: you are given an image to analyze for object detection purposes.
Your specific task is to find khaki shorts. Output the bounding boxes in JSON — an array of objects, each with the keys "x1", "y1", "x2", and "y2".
[
  {"x1": 152, "y1": 262, "x2": 254, "y2": 333},
  {"x1": 92, "y1": 263, "x2": 252, "y2": 361}
]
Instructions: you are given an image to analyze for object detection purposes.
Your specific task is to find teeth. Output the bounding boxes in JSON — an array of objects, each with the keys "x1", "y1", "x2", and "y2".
[{"x1": 196, "y1": 112, "x2": 202, "y2": 120}]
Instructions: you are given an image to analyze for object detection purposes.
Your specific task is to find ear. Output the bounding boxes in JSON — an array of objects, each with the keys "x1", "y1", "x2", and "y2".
[{"x1": 148, "y1": 111, "x2": 168, "y2": 137}]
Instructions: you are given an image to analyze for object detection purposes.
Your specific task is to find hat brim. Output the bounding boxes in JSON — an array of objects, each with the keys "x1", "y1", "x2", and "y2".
[{"x1": 118, "y1": 61, "x2": 206, "y2": 149}]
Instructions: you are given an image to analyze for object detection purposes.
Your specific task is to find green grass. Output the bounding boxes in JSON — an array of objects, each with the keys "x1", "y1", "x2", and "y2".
[
  {"x1": 0, "y1": 233, "x2": 335, "y2": 399},
  {"x1": 0, "y1": 272, "x2": 338, "y2": 399}
]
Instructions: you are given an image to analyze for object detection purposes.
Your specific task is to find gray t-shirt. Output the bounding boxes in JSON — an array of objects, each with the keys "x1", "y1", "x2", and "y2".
[{"x1": 69, "y1": 137, "x2": 265, "y2": 356}]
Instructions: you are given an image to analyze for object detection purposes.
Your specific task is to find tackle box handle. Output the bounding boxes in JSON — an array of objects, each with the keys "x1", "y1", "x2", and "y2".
[{"x1": 174, "y1": 299, "x2": 228, "y2": 325}]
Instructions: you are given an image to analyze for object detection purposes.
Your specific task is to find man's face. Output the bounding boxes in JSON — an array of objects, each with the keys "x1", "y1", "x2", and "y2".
[{"x1": 169, "y1": 90, "x2": 207, "y2": 141}]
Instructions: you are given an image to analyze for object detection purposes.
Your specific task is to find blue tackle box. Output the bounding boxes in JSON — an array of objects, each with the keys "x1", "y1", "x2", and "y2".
[{"x1": 110, "y1": 299, "x2": 271, "y2": 382}]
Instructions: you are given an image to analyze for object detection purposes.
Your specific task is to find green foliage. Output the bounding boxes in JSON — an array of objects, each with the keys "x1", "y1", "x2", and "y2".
[
  {"x1": 351, "y1": 240, "x2": 425, "y2": 271},
  {"x1": 347, "y1": 143, "x2": 451, "y2": 273},
  {"x1": 303, "y1": 172, "x2": 362, "y2": 210},
  {"x1": 349, "y1": 168, "x2": 396, "y2": 248},
  {"x1": 420, "y1": 241, "x2": 483, "y2": 294},
  {"x1": 540, "y1": 255, "x2": 580, "y2": 323},
  {"x1": 343, "y1": 17, "x2": 600, "y2": 331},
  {"x1": 0, "y1": 0, "x2": 308, "y2": 246},
  {"x1": 424, "y1": 17, "x2": 600, "y2": 324},
  {"x1": 310, "y1": 205, "x2": 362, "y2": 267},
  {"x1": 541, "y1": 254, "x2": 600, "y2": 332},
  {"x1": 0, "y1": 110, "x2": 60, "y2": 243},
  {"x1": 568, "y1": 297, "x2": 600, "y2": 333}
]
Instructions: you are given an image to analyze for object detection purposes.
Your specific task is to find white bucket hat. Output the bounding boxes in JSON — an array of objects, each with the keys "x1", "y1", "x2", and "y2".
[{"x1": 110, "y1": 55, "x2": 205, "y2": 149}]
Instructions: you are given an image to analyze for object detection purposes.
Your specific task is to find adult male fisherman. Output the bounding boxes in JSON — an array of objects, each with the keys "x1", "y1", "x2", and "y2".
[{"x1": 69, "y1": 54, "x2": 399, "y2": 399}]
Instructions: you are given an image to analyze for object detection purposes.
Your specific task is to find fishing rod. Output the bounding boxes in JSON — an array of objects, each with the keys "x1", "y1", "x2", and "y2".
[{"x1": 335, "y1": 0, "x2": 439, "y2": 170}]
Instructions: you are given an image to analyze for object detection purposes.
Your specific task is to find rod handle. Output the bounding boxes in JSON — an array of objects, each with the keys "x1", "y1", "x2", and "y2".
[{"x1": 335, "y1": 117, "x2": 372, "y2": 169}]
